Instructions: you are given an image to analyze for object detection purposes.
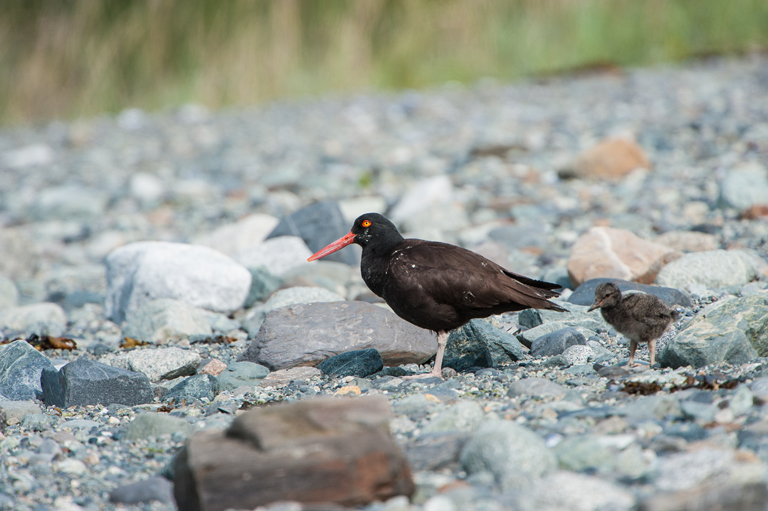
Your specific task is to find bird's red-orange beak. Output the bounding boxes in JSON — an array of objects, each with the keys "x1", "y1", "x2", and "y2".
[{"x1": 307, "y1": 232, "x2": 356, "y2": 261}]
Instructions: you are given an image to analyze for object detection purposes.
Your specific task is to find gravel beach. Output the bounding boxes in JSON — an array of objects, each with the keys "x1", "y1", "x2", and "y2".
[{"x1": 1, "y1": 55, "x2": 768, "y2": 510}]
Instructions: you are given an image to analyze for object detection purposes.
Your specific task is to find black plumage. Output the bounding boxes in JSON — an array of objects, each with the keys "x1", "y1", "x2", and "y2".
[
  {"x1": 308, "y1": 213, "x2": 565, "y2": 377},
  {"x1": 588, "y1": 282, "x2": 679, "y2": 367}
]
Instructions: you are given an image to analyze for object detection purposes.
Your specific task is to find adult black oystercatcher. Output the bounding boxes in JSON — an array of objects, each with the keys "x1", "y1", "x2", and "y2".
[
  {"x1": 588, "y1": 282, "x2": 679, "y2": 368},
  {"x1": 308, "y1": 213, "x2": 566, "y2": 378}
]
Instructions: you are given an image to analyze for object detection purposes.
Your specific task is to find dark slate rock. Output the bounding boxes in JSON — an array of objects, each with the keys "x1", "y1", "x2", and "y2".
[
  {"x1": 444, "y1": 319, "x2": 525, "y2": 372},
  {"x1": 0, "y1": 340, "x2": 56, "y2": 400},
  {"x1": 239, "y1": 301, "x2": 437, "y2": 370},
  {"x1": 530, "y1": 327, "x2": 587, "y2": 358},
  {"x1": 243, "y1": 267, "x2": 284, "y2": 308},
  {"x1": 41, "y1": 358, "x2": 153, "y2": 408},
  {"x1": 109, "y1": 477, "x2": 174, "y2": 505},
  {"x1": 518, "y1": 309, "x2": 543, "y2": 329},
  {"x1": 569, "y1": 278, "x2": 691, "y2": 308},
  {"x1": 266, "y1": 201, "x2": 358, "y2": 266},
  {"x1": 164, "y1": 374, "x2": 219, "y2": 403},
  {"x1": 217, "y1": 361, "x2": 269, "y2": 392},
  {"x1": 318, "y1": 349, "x2": 383, "y2": 378}
]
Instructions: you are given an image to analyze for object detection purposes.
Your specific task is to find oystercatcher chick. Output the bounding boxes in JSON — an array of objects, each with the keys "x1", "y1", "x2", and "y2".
[
  {"x1": 588, "y1": 282, "x2": 679, "y2": 368},
  {"x1": 308, "y1": 213, "x2": 566, "y2": 378}
]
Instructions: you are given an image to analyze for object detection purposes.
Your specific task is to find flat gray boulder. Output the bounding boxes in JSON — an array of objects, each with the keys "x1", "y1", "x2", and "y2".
[
  {"x1": 105, "y1": 241, "x2": 251, "y2": 324},
  {"x1": 239, "y1": 301, "x2": 438, "y2": 370},
  {"x1": 655, "y1": 249, "x2": 766, "y2": 290}
]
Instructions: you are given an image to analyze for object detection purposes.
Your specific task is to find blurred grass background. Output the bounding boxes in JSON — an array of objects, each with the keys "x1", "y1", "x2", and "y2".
[{"x1": 1, "y1": 0, "x2": 768, "y2": 125}]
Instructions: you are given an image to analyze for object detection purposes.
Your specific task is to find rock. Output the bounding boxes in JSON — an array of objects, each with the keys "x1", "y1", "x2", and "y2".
[
  {"x1": 123, "y1": 413, "x2": 192, "y2": 440},
  {"x1": 618, "y1": 394, "x2": 682, "y2": 420},
  {"x1": 41, "y1": 358, "x2": 153, "y2": 408},
  {"x1": 267, "y1": 201, "x2": 359, "y2": 266},
  {"x1": 517, "y1": 320, "x2": 601, "y2": 349},
  {"x1": 243, "y1": 267, "x2": 284, "y2": 308},
  {"x1": 260, "y1": 366, "x2": 322, "y2": 387},
  {"x1": 338, "y1": 196, "x2": 388, "y2": 224},
  {"x1": 164, "y1": 374, "x2": 219, "y2": 403},
  {"x1": 0, "y1": 228, "x2": 40, "y2": 279},
  {"x1": 568, "y1": 227, "x2": 680, "y2": 287},
  {"x1": 444, "y1": 319, "x2": 525, "y2": 371},
  {"x1": 654, "y1": 231, "x2": 719, "y2": 253},
  {"x1": 109, "y1": 477, "x2": 175, "y2": 505},
  {"x1": 317, "y1": 349, "x2": 384, "y2": 377},
  {"x1": 553, "y1": 435, "x2": 616, "y2": 473},
  {"x1": 0, "y1": 340, "x2": 56, "y2": 400},
  {"x1": 513, "y1": 471, "x2": 636, "y2": 511},
  {"x1": 217, "y1": 361, "x2": 269, "y2": 392},
  {"x1": 198, "y1": 359, "x2": 227, "y2": 377},
  {"x1": 719, "y1": 162, "x2": 768, "y2": 211},
  {"x1": 239, "y1": 301, "x2": 437, "y2": 370},
  {"x1": 105, "y1": 241, "x2": 252, "y2": 324},
  {"x1": 488, "y1": 223, "x2": 551, "y2": 252},
  {"x1": 0, "y1": 276, "x2": 18, "y2": 311},
  {"x1": 122, "y1": 298, "x2": 212, "y2": 344},
  {"x1": 507, "y1": 377, "x2": 568, "y2": 398},
  {"x1": 651, "y1": 447, "x2": 766, "y2": 493},
  {"x1": 242, "y1": 287, "x2": 346, "y2": 335},
  {"x1": 660, "y1": 293, "x2": 768, "y2": 368},
  {"x1": 569, "y1": 278, "x2": 691, "y2": 308},
  {"x1": 561, "y1": 137, "x2": 651, "y2": 179},
  {"x1": 128, "y1": 172, "x2": 166, "y2": 206},
  {"x1": 106, "y1": 347, "x2": 201, "y2": 382},
  {"x1": 0, "y1": 302, "x2": 67, "y2": 337},
  {"x1": 235, "y1": 236, "x2": 314, "y2": 277},
  {"x1": 405, "y1": 432, "x2": 469, "y2": 471},
  {"x1": 29, "y1": 185, "x2": 108, "y2": 221},
  {"x1": 563, "y1": 344, "x2": 594, "y2": 365},
  {"x1": 422, "y1": 400, "x2": 485, "y2": 434},
  {"x1": 173, "y1": 396, "x2": 414, "y2": 509},
  {"x1": 460, "y1": 419, "x2": 556, "y2": 490},
  {"x1": 193, "y1": 213, "x2": 279, "y2": 258},
  {"x1": 638, "y1": 481, "x2": 768, "y2": 511},
  {"x1": 3, "y1": 143, "x2": 53, "y2": 169},
  {"x1": 655, "y1": 250, "x2": 766, "y2": 290},
  {"x1": 530, "y1": 327, "x2": 587, "y2": 358},
  {"x1": 389, "y1": 176, "x2": 456, "y2": 231},
  {"x1": 0, "y1": 401, "x2": 42, "y2": 422}
]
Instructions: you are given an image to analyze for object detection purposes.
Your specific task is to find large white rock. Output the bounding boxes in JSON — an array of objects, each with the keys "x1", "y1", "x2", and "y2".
[
  {"x1": 234, "y1": 236, "x2": 313, "y2": 276},
  {"x1": 655, "y1": 249, "x2": 767, "y2": 290},
  {"x1": 0, "y1": 303, "x2": 67, "y2": 337},
  {"x1": 105, "y1": 242, "x2": 251, "y2": 324}
]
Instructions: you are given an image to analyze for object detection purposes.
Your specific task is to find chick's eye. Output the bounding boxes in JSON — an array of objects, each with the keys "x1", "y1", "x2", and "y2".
[{"x1": 362, "y1": 220, "x2": 371, "y2": 228}]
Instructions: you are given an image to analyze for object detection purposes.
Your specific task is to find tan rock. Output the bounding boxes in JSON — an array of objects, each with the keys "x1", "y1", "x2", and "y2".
[
  {"x1": 567, "y1": 227, "x2": 680, "y2": 287},
  {"x1": 173, "y1": 396, "x2": 414, "y2": 511},
  {"x1": 198, "y1": 359, "x2": 227, "y2": 377},
  {"x1": 261, "y1": 366, "x2": 322, "y2": 387},
  {"x1": 654, "y1": 231, "x2": 719, "y2": 253},
  {"x1": 561, "y1": 137, "x2": 651, "y2": 179}
]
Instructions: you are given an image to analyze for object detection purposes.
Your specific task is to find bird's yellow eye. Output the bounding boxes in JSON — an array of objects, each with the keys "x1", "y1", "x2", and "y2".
[{"x1": 362, "y1": 220, "x2": 371, "y2": 227}]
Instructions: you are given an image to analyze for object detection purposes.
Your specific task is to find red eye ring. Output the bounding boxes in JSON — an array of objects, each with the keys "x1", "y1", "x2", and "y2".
[{"x1": 362, "y1": 220, "x2": 371, "y2": 228}]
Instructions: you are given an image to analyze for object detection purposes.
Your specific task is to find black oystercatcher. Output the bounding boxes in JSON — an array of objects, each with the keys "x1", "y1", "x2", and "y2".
[
  {"x1": 308, "y1": 213, "x2": 566, "y2": 378},
  {"x1": 588, "y1": 282, "x2": 679, "y2": 367}
]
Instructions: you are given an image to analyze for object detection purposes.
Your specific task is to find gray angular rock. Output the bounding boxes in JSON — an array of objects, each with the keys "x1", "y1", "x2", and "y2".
[
  {"x1": 41, "y1": 358, "x2": 153, "y2": 408},
  {"x1": 164, "y1": 374, "x2": 219, "y2": 403},
  {"x1": 0, "y1": 303, "x2": 67, "y2": 337},
  {"x1": 243, "y1": 267, "x2": 284, "y2": 308},
  {"x1": 109, "y1": 477, "x2": 175, "y2": 505},
  {"x1": 655, "y1": 250, "x2": 765, "y2": 290},
  {"x1": 105, "y1": 241, "x2": 252, "y2": 324},
  {"x1": 0, "y1": 276, "x2": 18, "y2": 311},
  {"x1": 235, "y1": 236, "x2": 314, "y2": 277},
  {"x1": 217, "y1": 361, "x2": 269, "y2": 392},
  {"x1": 123, "y1": 412, "x2": 192, "y2": 440},
  {"x1": 569, "y1": 278, "x2": 691, "y2": 308},
  {"x1": 460, "y1": 419, "x2": 556, "y2": 490},
  {"x1": 122, "y1": 298, "x2": 212, "y2": 344},
  {"x1": 239, "y1": 301, "x2": 437, "y2": 370},
  {"x1": 530, "y1": 327, "x2": 587, "y2": 358},
  {"x1": 660, "y1": 293, "x2": 767, "y2": 368},
  {"x1": 267, "y1": 201, "x2": 359, "y2": 266},
  {"x1": 0, "y1": 340, "x2": 55, "y2": 400},
  {"x1": 444, "y1": 319, "x2": 525, "y2": 371},
  {"x1": 106, "y1": 347, "x2": 201, "y2": 382},
  {"x1": 507, "y1": 377, "x2": 568, "y2": 398}
]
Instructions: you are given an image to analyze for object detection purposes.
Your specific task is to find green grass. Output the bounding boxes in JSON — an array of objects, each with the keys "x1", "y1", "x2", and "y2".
[{"x1": 1, "y1": 0, "x2": 767, "y2": 124}]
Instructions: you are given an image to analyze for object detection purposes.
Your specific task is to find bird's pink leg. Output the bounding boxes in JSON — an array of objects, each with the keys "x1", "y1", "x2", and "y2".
[
  {"x1": 628, "y1": 340, "x2": 638, "y2": 367},
  {"x1": 647, "y1": 339, "x2": 656, "y2": 367},
  {"x1": 404, "y1": 331, "x2": 448, "y2": 379}
]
